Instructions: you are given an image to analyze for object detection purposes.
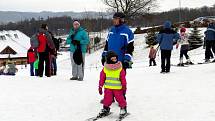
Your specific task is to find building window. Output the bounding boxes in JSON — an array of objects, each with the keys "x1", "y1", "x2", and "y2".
[
  {"x1": 0, "y1": 35, "x2": 6, "y2": 40},
  {"x1": 6, "y1": 34, "x2": 12, "y2": 37},
  {"x1": 14, "y1": 34, "x2": 19, "y2": 38}
]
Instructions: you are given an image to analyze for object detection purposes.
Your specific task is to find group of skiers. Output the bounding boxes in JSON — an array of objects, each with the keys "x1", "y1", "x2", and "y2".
[
  {"x1": 28, "y1": 24, "x2": 60, "y2": 77},
  {"x1": 148, "y1": 20, "x2": 215, "y2": 73},
  {"x1": 25, "y1": 12, "x2": 215, "y2": 118}
]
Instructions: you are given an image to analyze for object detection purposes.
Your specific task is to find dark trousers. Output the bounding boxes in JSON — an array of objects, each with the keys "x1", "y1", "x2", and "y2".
[
  {"x1": 205, "y1": 41, "x2": 215, "y2": 60},
  {"x1": 180, "y1": 50, "x2": 189, "y2": 59},
  {"x1": 30, "y1": 63, "x2": 34, "y2": 76},
  {"x1": 51, "y1": 58, "x2": 57, "y2": 75},
  {"x1": 38, "y1": 52, "x2": 51, "y2": 77},
  {"x1": 149, "y1": 58, "x2": 156, "y2": 66},
  {"x1": 161, "y1": 50, "x2": 172, "y2": 72},
  {"x1": 35, "y1": 69, "x2": 38, "y2": 76}
]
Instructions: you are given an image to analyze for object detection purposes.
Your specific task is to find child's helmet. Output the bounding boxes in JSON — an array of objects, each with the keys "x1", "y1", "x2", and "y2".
[{"x1": 106, "y1": 51, "x2": 118, "y2": 64}]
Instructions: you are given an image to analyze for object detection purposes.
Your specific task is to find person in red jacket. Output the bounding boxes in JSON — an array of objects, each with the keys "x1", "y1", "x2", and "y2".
[
  {"x1": 27, "y1": 47, "x2": 36, "y2": 76},
  {"x1": 37, "y1": 24, "x2": 55, "y2": 77},
  {"x1": 98, "y1": 51, "x2": 127, "y2": 117},
  {"x1": 148, "y1": 46, "x2": 157, "y2": 66}
]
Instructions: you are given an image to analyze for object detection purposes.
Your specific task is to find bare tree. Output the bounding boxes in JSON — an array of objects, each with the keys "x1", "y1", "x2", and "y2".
[{"x1": 102, "y1": 0, "x2": 157, "y2": 18}]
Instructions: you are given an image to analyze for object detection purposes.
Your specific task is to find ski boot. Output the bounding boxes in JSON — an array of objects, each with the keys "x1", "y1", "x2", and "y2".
[
  {"x1": 120, "y1": 107, "x2": 127, "y2": 116},
  {"x1": 99, "y1": 106, "x2": 110, "y2": 117},
  {"x1": 177, "y1": 63, "x2": 184, "y2": 66}
]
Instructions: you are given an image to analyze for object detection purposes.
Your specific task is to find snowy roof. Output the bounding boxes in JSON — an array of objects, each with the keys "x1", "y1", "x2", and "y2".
[{"x1": 0, "y1": 30, "x2": 30, "y2": 58}]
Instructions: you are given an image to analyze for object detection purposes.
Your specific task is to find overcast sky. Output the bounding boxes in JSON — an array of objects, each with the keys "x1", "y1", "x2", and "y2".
[{"x1": 0, "y1": 0, "x2": 214, "y2": 12}]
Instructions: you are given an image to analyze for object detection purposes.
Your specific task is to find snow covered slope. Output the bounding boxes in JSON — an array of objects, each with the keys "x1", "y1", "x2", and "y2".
[{"x1": 0, "y1": 30, "x2": 215, "y2": 121}]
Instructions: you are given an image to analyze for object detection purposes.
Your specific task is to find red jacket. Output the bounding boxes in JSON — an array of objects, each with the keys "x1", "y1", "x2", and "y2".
[
  {"x1": 37, "y1": 33, "x2": 48, "y2": 52},
  {"x1": 27, "y1": 49, "x2": 36, "y2": 63},
  {"x1": 149, "y1": 47, "x2": 157, "y2": 59}
]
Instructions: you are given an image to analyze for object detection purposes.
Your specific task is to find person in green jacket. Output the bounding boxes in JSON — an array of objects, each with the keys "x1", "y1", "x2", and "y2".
[{"x1": 66, "y1": 20, "x2": 90, "y2": 81}]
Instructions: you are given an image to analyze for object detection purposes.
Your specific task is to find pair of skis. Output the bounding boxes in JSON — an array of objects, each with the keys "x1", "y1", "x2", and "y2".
[{"x1": 86, "y1": 112, "x2": 130, "y2": 121}]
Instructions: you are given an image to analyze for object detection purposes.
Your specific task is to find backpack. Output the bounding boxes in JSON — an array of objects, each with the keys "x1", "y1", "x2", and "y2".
[{"x1": 30, "y1": 33, "x2": 39, "y2": 48}]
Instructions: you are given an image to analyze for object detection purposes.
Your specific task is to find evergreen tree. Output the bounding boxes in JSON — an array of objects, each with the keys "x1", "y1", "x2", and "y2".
[
  {"x1": 188, "y1": 26, "x2": 203, "y2": 50},
  {"x1": 145, "y1": 30, "x2": 158, "y2": 47}
]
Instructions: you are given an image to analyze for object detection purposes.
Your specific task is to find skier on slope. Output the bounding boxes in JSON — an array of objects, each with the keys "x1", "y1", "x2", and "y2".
[
  {"x1": 204, "y1": 21, "x2": 215, "y2": 63},
  {"x1": 176, "y1": 27, "x2": 193, "y2": 66},
  {"x1": 148, "y1": 45, "x2": 157, "y2": 66},
  {"x1": 156, "y1": 21, "x2": 180, "y2": 73},
  {"x1": 98, "y1": 51, "x2": 128, "y2": 117}
]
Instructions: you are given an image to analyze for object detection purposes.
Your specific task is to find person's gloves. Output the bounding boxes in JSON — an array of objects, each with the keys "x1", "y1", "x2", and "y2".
[
  {"x1": 98, "y1": 86, "x2": 103, "y2": 95},
  {"x1": 122, "y1": 85, "x2": 127, "y2": 95},
  {"x1": 101, "y1": 51, "x2": 107, "y2": 66},
  {"x1": 71, "y1": 40, "x2": 80, "y2": 45},
  {"x1": 71, "y1": 34, "x2": 75, "y2": 40},
  {"x1": 123, "y1": 54, "x2": 133, "y2": 69},
  {"x1": 176, "y1": 43, "x2": 179, "y2": 49}
]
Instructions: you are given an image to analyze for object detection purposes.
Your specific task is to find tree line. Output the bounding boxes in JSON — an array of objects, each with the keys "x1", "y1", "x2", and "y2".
[
  {"x1": 0, "y1": 16, "x2": 112, "y2": 37},
  {"x1": 0, "y1": 4, "x2": 214, "y2": 36},
  {"x1": 132, "y1": 5, "x2": 215, "y2": 27}
]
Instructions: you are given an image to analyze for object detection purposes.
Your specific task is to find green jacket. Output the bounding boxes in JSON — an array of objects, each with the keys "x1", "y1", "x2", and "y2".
[
  {"x1": 66, "y1": 27, "x2": 90, "y2": 53},
  {"x1": 34, "y1": 59, "x2": 39, "y2": 70}
]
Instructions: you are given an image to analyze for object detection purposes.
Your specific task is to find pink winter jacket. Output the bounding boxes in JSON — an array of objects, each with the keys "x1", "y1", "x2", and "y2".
[
  {"x1": 99, "y1": 62, "x2": 127, "y2": 90},
  {"x1": 149, "y1": 47, "x2": 157, "y2": 59}
]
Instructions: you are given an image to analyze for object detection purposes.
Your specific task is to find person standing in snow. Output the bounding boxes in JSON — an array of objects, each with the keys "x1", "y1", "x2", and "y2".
[
  {"x1": 37, "y1": 24, "x2": 55, "y2": 77},
  {"x1": 66, "y1": 20, "x2": 90, "y2": 81},
  {"x1": 176, "y1": 27, "x2": 193, "y2": 66},
  {"x1": 98, "y1": 51, "x2": 127, "y2": 117},
  {"x1": 156, "y1": 21, "x2": 180, "y2": 73},
  {"x1": 204, "y1": 21, "x2": 215, "y2": 62},
  {"x1": 27, "y1": 47, "x2": 37, "y2": 76},
  {"x1": 148, "y1": 46, "x2": 157, "y2": 66},
  {"x1": 49, "y1": 31, "x2": 59, "y2": 76},
  {"x1": 101, "y1": 12, "x2": 134, "y2": 70}
]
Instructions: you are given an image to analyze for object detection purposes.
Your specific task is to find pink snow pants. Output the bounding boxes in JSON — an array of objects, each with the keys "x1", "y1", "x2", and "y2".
[{"x1": 103, "y1": 89, "x2": 127, "y2": 108}]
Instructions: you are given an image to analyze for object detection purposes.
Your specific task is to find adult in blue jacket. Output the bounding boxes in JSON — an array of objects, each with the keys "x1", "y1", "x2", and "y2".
[
  {"x1": 66, "y1": 20, "x2": 90, "y2": 81},
  {"x1": 156, "y1": 21, "x2": 180, "y2": 73},
  {"x1": 204, "y1": 22, "x2": 215, "y2": 62},
  {"x1": 102, "y1": 12, "x2": 134, "y2": 69}
]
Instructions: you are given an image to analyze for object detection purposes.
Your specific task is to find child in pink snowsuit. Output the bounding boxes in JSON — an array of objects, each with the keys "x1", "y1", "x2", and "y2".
[{"x1": 98, "y1": 51, "x2": 127, "y2": 116}]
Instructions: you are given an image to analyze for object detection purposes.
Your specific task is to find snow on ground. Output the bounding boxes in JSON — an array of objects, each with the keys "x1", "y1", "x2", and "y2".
[{"x1": 1, "y1": 29, "x2": 215, "y2": 121}]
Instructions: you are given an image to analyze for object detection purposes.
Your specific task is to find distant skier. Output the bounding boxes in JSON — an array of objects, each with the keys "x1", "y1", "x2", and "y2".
[
  {"x1": 98, "y1": 51, "x2": 127, "y2": 117},
  {"x1": 148, "y1": 45, "x2": 157, "y2": 66},
  {"x1": 204, "y1": 21, "x2": 215, "y2": 62},
  {"x1": 176, "y1": 27, "x2": 193, "y2": 66},
  {"x1": 156, "y1": 21, "x2": 180, "y2": 73}
]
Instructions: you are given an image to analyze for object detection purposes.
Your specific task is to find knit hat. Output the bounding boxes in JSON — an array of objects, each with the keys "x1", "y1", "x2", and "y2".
[
  {"x1": 106, "y1": 51, "x2": 118, "y2": 64},
  {"x1": 73, "y1": 20, "x2": 80, "y2": 26},
  {"x1": 163, "y1": 21, "x2": 172, "y2": 29},
  {"x1": 113, "y1": 12, "x2": 125, "y2": 19},
  {"x1": 180, "y1": 27, "x2": 186, "y2": 33}
]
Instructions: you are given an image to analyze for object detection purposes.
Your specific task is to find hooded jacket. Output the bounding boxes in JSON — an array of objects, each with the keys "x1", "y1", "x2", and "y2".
[
  {"x1": 103, "y1": 24, "x2": 134, "y2": 62},
  {"x1": 66, "y1": 27, "x2": 90, "y2": 53},
  {"x1": 156, "y1": 21, "x2": 180, "y2": 50},
  {"x1": 204, "y1": 24, "x2": 215, "y2": 41}
]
